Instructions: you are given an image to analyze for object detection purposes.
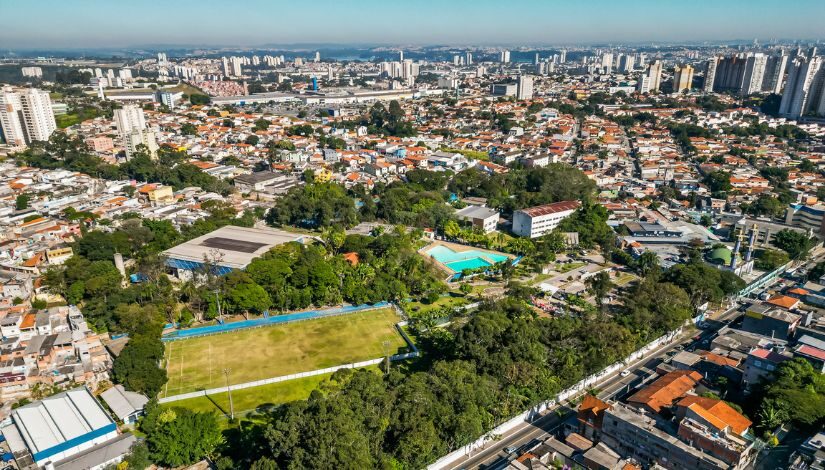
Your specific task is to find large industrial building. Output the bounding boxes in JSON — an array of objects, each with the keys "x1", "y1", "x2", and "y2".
[
  {"x1": 163, "y1": 225, "x2": 306, "y2": 278},
  {"x1": 0, "y1": 387, "x2": 134, "y2": 469}
]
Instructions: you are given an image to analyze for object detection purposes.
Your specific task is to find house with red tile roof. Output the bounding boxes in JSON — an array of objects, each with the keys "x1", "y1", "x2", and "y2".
[{"x1": 627, "y1": 370, "x2": 702, "y2": 415}]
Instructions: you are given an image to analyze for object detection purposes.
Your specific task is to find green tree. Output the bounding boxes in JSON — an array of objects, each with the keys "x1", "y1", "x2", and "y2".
[
  {"x1": 146, "y1": 408, "x2": 223, "y2": 467},
  {"x1": 774, "y1": 229, "x2": 814, "y2": 259},
  {"x1": 586, "y1": 271, "x2": 614, "y2": 309},
  {"x1": 254, "y1": 118, "x2": 270, "y2": 131},
  {"x1": 702, "y1": 171, "x2": 732, "y2": 193},
  {"x1": 113, "y1": 335, "x2": 168, "y2": 396},
  {"x1": 756, "y1": 358, "x2": 825, "y2": 429},
  {"x1": 754, "y1": 249, "x2": 790, "y2": 271},
  {"x1": 15, "y1": 194, "x2": 30, "y2": 210},
  {"x1": 123, "y1": 442, "x2": 152, "y2": 470},
  {"x1": 636, "y1": 251, "x2": 660, "y2": 277},
  {"x1": 180, "y1": 123, "x2": 197, "y2": 135}
]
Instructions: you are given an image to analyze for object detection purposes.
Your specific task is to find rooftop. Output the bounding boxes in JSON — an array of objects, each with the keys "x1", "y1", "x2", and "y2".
[
  {"x1": 162, "y1": 225, "x2": 304, "y2": 270},
  {"x1": 99, "y1": 385, "x2": 149, "y2": 422},
  {"x1": 627, "y1": 370, "x2": 702, "y2": 413},
  {"x1": 677, "y1": 395, "x2": 752, "y2": 435},
  {"x1": 11, "y1": 388, "x2": 115, "y2": 457},
  {"x1": 517, "y1": 200, "x2": 580, "y2": 218},
  {"x1": 455, "y1": 205, "x2": 499, "y2": 220}
]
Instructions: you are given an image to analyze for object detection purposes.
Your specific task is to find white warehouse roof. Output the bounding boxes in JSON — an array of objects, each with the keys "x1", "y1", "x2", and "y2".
[{"x1": 10, "y1": 388, "x2": 116, "y2": 464}]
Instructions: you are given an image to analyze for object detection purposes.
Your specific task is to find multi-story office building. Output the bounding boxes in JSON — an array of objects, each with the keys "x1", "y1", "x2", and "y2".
[
  {"x1": 784, "y1": 203, "x2": 825, "y2": 236},
  {"x1": 0, "y1": 86, "x2": 56, "y2": 147},
  {"x1": 673, "y1": 64, "x2": 694, "y2": 92},
  {"x1": 704, "y1": 57, "x2": 719, "y2": 92},
  {"x1": 708, "y1": 52, "x2": 787, "y2": 96},
  {"x1": 601, "y1": 402, "x2": 754, "y2": 470},
  {"x1": 114, "y1": 105, "x2": 157, "y2": 159},
  {"x1": 636, "y1": 74, "x2": 652, "y2": 94},
  {"x1": 0, "y1": 87, "x2": 26, "y2": 147},
  {"x1": 779, "y1": 56, "x2": 824, "y2": 119},
  {"x1": 512, "y1": 200, "x2": 580, "y2": 238},
  {"x1": 601, "y1": 52, "x2": 613, "y2": 73},
  {"x1": 491, "y1": 83, "x2": 517, "y2": 96},
  {"x1": 647, "y1": 60, "x2": 663, "y2": 92},
  {"x1": 21, "y1": 67, "x2": 43, "y2": 78},
  {"x1": 500, "y1": 50, "x2": 510, "y2": 63},
  {"x1": 707, "y1": 55, "x2": 748, "y2": 93},
  {"x1": 516, "y1": 75, "x2": 534, "y2": 100},
  {"x1": 761, "y1": 52, "x2": 788, "y2": 94},
  {"x1": 740, "y1": 53, "x2": 768, "y2": 95},
  {"x1": 465, "y1": 51, "x2": 473, "y2": 65},
  {"x1": 618, "y1": 54, "x2": 635, "y2": 73},
  {"x1": 229, "y1": 56, "x2": 243, "y2": 77}
]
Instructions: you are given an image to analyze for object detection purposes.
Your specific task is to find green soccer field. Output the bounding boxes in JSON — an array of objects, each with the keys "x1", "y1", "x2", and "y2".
[{"x1": 161, "y1": 308, "x2": 407, "y2": 398}]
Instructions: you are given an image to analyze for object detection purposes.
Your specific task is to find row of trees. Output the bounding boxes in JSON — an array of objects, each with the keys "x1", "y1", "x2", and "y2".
[
  {"x1": 268, "y1": 164, "x2": 599, "y2": 240},
  {"x1": 15, "y1": 134, "x2": 232, "y2": 195},
  {"x1": 217, "y1": 258, "x2": 711, "y2": 468},
  {"x1": 215, "y1": 231, "x2": 446, "y2": 315}
]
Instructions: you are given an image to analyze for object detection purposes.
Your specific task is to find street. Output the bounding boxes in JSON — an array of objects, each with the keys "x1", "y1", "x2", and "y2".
[{"x1": 446, "y1": 304, "x2": 743, "y2": 470}]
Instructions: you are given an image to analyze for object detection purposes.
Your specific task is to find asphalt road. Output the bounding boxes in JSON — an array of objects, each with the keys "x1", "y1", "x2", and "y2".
[{"x1": 448, "y1": 305, "x2": 743, "y2": 470}]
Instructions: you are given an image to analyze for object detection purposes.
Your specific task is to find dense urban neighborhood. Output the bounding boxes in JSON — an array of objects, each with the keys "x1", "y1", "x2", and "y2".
[{"x1": 1, "y1": 6, "x2": 825, "y2": 469}]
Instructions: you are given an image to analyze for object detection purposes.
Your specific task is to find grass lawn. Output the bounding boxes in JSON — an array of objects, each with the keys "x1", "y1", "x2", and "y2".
[
  {"x1": 167, "y1": 373, "x2": 331, "y2": 416},
  {"x1": 613, "y1": 272, "x2": 638, "y2": 287},
  {"x1": 557, "y1": 262, "x2": 587, "y2": 273},
  {"x1": 162, "y1": 308, "x2": 406, "y2": 398},
  {"x1": 55, "y1": 114, "x2": 81, "y2": 128},
  {"x1": 404, "y1": 292, "x2": 471, "y2": 316},
  {"x1": 166, "y1": 82, "x2": 206, "y2": 96}
]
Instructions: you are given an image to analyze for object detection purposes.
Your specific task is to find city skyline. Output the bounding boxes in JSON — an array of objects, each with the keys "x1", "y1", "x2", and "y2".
[{"x1": 3, "y1": 0, "x2": 825, "y2": 50}]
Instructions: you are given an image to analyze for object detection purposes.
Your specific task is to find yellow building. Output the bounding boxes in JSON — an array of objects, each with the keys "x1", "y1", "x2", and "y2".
[
  {"x1": 315, "y1": 167, "x2": 333, "y2": 183},
  {"x1": 673, "y1": 64, "x2": 694, "y2": 93},
  {"x1": 142, "y1": 185, "x2": 175, "y2": 205}
]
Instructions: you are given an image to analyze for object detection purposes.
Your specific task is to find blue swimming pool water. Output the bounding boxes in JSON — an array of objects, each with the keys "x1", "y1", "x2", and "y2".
[
  {"x1": 425, "y1": 245, "x2": 509, "y2": 272},
  {"x1": 447, "y1": 258, "x2": 494, "y2": 272}
]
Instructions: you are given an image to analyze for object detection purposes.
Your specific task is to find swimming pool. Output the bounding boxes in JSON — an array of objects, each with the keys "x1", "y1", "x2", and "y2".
[{"x1": 425, "y1": 244, "x2": 510, "y2": 273}]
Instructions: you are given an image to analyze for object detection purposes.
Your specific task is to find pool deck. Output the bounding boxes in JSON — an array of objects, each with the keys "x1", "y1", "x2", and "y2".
[{"x1": 419, "y1": 240, "x2": 515, "y2": 276}]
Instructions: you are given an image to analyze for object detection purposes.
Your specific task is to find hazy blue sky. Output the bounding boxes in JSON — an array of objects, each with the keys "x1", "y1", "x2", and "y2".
[{"x1": 2, "y1": 0, "x2": 824, "y2": 49}]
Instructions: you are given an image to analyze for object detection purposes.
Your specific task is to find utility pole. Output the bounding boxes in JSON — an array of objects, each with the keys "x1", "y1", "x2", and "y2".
[
  {"x1": 224, "y1": 368, "x2": 234, "y2": 420},
  {"x1": 382, "y1": 340, "x2": 391, "y2": 374}
]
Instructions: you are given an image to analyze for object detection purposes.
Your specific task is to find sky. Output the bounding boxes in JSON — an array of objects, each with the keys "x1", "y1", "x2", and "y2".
[{"x1": 2, "y1": 0, "x2": 824, "y2": 49}]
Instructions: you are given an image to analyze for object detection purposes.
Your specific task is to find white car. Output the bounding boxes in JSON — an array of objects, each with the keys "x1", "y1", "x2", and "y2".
[{"x1": 620, "y1": 369, "x2": 631, "y2": 377}]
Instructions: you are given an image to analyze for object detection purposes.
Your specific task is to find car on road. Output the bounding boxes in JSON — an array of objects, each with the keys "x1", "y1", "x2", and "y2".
[
  {"x1": 620, "y1": 369, "x2": 631, "y2": 377},
  {"x1": 504, "y1": 446, "x2": 518, "y2": 455},
  {"x1": 675, "y1": 344, "x2": 685, "y2": 351}
]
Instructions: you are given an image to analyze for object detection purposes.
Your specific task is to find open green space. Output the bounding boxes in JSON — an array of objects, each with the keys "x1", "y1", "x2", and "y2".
[
  {"x1": 55, "y1": 114, "x2": 82, "y2": 128},
  {"x1": 404, "y1": 291, "x2": 472, "y2": 316},
  {"x1": 167, "y1": 373, "x2": 331, "y2": 416},
  {"x1": 162, "y1": 308, "x2": 406, "y2": 397},
  {"x1": 165, "y1": 82, "x2": 206, "y2": 97}
]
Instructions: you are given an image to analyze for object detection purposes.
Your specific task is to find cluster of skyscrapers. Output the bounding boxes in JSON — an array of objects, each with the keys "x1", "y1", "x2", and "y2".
[
  {"x1": 703, "y1": 47, "x2": 825, "y2": 119},
  {"x1": 114, "y1": 104, "x2": 158, "y2": 160},
  {"x1": 703, "y1": 51, "x2": 787, "y2": 95},
  {"x1": 779, "y1": 51, "x2": 825, "y2": 119},
  {"x1": 0, "y1": 86, "x2": 56, "y2": 148}
]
